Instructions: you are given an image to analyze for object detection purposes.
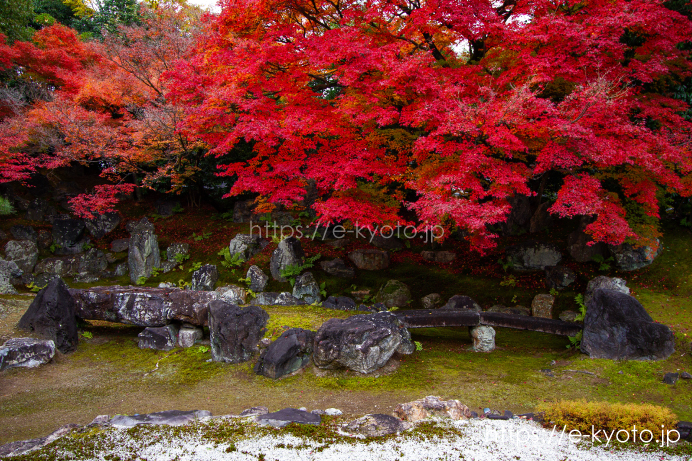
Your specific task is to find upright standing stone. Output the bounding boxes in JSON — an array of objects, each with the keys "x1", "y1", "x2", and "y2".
[
  {"x1": 17, "y1": 278, "x2": 79, "y2": 353},
  {"x1": 254, "y1": 328, "x2": 315, "y2": 379},
  {"x1": 128, "y1": 218, "x2": 160, "y2": 283},
  {"x1": 208, "y1": 300, "x2": 269, "y2": 363},
  {"x1": 228, "y1": 234, "x2": 267, "y2": 262},
  {"x1": 270, "y1": 237, "x2": 304, "y2": 281},
  {"x1": 531, "y1": 294, "x2": 555, "y2": 318},
  {"x1": 470, "y1": 326, "x2": 495, "y2": 352},
  {"x1": 191, "y1": 264, "x2": 218, "y2": 291},
  {"x1": 247, "y1": 265, "x2": 269, "y2": 292},
  {"x1": 292, "y1": 272, "x2": 321, "y2": 304},
  {"x1": 52, "y1": 215, "x2": 88, "y2": 254},
  {"x1": 178, "y1": 325, "x2": 204, "y2": 348}
]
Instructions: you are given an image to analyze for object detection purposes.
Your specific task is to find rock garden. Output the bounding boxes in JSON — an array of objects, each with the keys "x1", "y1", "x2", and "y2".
[{"x1": 1, "y1": 189, "x2": 692, "y2": 459}]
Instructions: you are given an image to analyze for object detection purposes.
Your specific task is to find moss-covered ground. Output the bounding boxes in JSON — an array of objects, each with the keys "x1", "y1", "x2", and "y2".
[{"x1": 0, "y1": 200, "x2": 691, "y2": 446}]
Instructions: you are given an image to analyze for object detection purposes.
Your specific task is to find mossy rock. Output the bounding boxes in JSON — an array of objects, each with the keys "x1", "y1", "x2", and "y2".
[{"x1": 375, "y1": 280, "x2": 411, "y2": 309}]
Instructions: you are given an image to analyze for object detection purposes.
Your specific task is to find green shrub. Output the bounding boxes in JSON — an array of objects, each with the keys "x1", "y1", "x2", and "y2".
[
  {"x1": 0, "y1": 196, "x2": 15, "y2": 215},
  {"x1": 537, "y1": 399, "x2": 677, "y2": 435}
]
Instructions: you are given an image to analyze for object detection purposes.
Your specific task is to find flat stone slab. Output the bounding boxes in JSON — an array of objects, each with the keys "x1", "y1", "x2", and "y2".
[
  {"x1": 70, "y1": 286, "x2": 220, "y2": 327},
  {"x1": 0, "y1": 338, "x2": 56, "y2": 371},
  {"x1": 255, "y1": 408, "x2": 321, "y2": 427},
  {"x1": 109, "y1": 410, "x2": 212, "y2": 428}
]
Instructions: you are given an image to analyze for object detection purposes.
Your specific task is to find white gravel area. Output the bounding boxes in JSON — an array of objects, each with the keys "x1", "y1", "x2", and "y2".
[{"x1": 54, "y1": 418, "x2": 686, "y2": 461}]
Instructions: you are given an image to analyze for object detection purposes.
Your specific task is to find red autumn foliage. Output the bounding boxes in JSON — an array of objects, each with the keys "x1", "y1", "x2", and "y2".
[{"x1": 167, "y1": 0, "x2": 692, "y2": 251}]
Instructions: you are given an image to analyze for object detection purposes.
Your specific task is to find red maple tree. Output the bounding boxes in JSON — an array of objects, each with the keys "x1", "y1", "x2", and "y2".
[{"x1": 168, "y1": 0, "x2": 692, "y2": 250}]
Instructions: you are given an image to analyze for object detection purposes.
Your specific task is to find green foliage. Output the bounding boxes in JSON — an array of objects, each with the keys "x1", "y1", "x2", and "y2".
[
  {"x1": 82, "y1": 242, "x2": 93, "y2": 251},
  {"x1": 174, "y1": 252, "x2": 190, "y2": 264},
  {"x1": 0, "y1": 0, "x2": 35, "y2": 42},
  {"x1": 218, "y1": 247, "x2": 243, "y2": 268},
  {"x1": 188, "y1": 262, "x2": 203, "y2": 273},
  {"x1": 566, "y1": 294, "x2": 588, "y2": 348},
  {"x1": 151, "y1": 267, "x2": 162, "y2": 277},
  {"x1": 192, "y1": 231, "x2": 212, "y2": 241},
  {"x1": 414, "y1": 341, "x2": 423, "y2": 352},
  {"x1": 681, "y1": 216, "x2": 692, "y2": 228},
  {"x1": 80, "y1": 331, "x2": 93, "y2": 339},
  {"x1": 26, "y1": 282, "x2": 45, "y2": 292},
  {"x1": 177, "y1": 279, "x2": 190, "y2": 289},
  {"x1": 136, "y1": 276, "x2": 147, "y2": 285},
  {"x1": 280, "y1": 254, "x2": 321, "y2": 286},
  {"x1": 591, "y1": 254, "x2": 614, "y2": 271},
  {"x1": 172, "y1": 203, "x2": 184, "y2": 213},
  {"x1": 160, "y1": 250, "x2": 167, "y2": 260},
  {"x1": 0, "y1": 196, "x2": 16, "y2": 215},
  {"x1": 549, "y1": 288, "x2": 559, "y2": 296},
  {"x1": 319, "y1": 282, "x2": 327, "y2": 298},
  {"x1": 49, "y1": 243, "x2": 60, "y2": 254},
  {"x1": 498, "y1": 257, "x2": 514, "y2": 273},
  {"x1": 196, "y1": 345, "x2": 209, "y2": 354},
  {"x1": 500, "y1": 275, "x2": 517, "y2": 288}
]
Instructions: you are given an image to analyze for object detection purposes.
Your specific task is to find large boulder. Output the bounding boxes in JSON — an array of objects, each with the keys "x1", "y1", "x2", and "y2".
[
  {"x1": 10, "y1": 225, "x2": 37, "y2": 242},
  {"x1": 0, "y1": 259, "x2": 22, "y2": 294},
  {"x1": 319, "y1": 258, "x2": 355, "y2": 279},
  {"x1": 208, "y1": 300, "x2": 269, "y2": 363},
  {"x1": 292, "y1": 272, "x2": 321, "y2": 304},
  {"x1": 17, "y1": 278, "x2": 79, "y2": 353},
  {"x1": 313, "y1": 311, "x2": 415, "y2": 374},
  {"x1": 0, "y1": 338, "x2": 56, "y2": 371},
  {"x1": 25, "y1": 198, "x2": 57, "y2": 222},
  {"x1": 138, "y1": 325, "x2": 179, "y2": 351},
  {"x1": 440, "y1": 295, "x2": 481, "y2": 312},
  {"x1": 84, "y1": 212, "x2": 121, "y2": 239},
  {"x1": 215, "y1": 285, "x2": 247, "y2": 304},
  {"x1": 254, "y1": 328, "x2": 315, "y2": 379},
  {"x1": 233, "y1": 199, "x2": 254, "y2": 223},
  {"x1": 507, "y1": 241, "x2": 562, "y2": 271},
  {"x1": 270, "y1": 237, "x2": 304, "y2": 281},
  {"x1": 322, "y1": 296, "x2": 358, "y2": 311},
  {"x1": 348, "y1": 249, "x2": 389, "y2": 270},
  {"x1": 375, "y1": 280, "x2": 411, "y2": 309},
  {"x1": 370, "y1": 233, "x2": 404, "y2": 251},
  {"x1": 166, "y1": 242, "x2": 190, "y2": 262},
  {"x1": 247, "y1": 265, "x2": 269, "y2": 292},
  {"x1": 110, "y1": 239, "x2": 129, "y2": 253},
  {"x1": 4, "y1": 240, "x2": 39, "y2": 274},
  {"x1": 545, "y1": 266, "x2": 576, "y2": 290},
  {"x1": 70, "y1": 286, "x2": 219, "y2": 326},
  {"x1": 191, "y1": 264, "x2": 218, "y2": 291},
  {"x1": 34, "y1": 255, "x2": 80, "y2": 278},
  {"x1": 77, "y1": 248, "x2": 108, "y2": 276},
  {"x1": 531, "y1": 294, "x2": 555, "y2": 318},
  {"x1": 110, "y1": 410, "x2": 212, "y2": 428},
  {"x1": 393, "y1": 396, "x2": 471, "y2": 422},
  {"x1": 585, "y1": 276, "x2": 629, "y2": 305},
  {"x1": 128, "y1": 218, "x2": 161, "y2": 283},
  {"x1": 610, "y1": 242, "x2": 662, "y2": 271},
  {"x1": 581, "y1": 289, "x2": 675, "y2": 360},
  {"x1": 228, "y1": 234, "x2": 267, "y2": 262},
  {"x1": 52, "y1": 215, "x2": 88, "y2": 254}
]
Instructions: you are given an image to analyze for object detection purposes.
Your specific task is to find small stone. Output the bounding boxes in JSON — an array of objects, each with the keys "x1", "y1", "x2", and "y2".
[
  {"x1": 247, "y1": 265, "x2": 269, "y2": 292},
  {"x1": 345, "y1": 414, "x2": 411, "y2": 437},
  {"x1": 325, "y1": 408, "x2": 342, "y2": 416},
  {"x1": 292, "y1": 271, "x2": 322, "y2": 304},
  {"x1": 375, "y1": 279, "x2": 411, "y2": 309},
  {"x1": 681, "y1": 372, "x2": 692, "y2": 380},
  {"x1": 88, "y1": 415, "x2": 111, "y2": 427},
  {"x1": 663, "y1": 372, "x2": 679, "y2": 385},
  {"x1": 470, "y1": 325, "x2": 495, "y2": 352},
  {"x1": 421, "y1": 293, "x2": 442, "y2": 309},
  {"x1": 138, "y1": 325, "x2": 179, "y2": 351},
  {"x1": 191, "y1": 264, "x2": 218, "y2": 291},
  {"x1": 178, "y1": 325, "x2": 203, "y2": 348},
  {"x1": 504, "y1": 410, "x2": 514, "y2": 419},
  {"x1": 441, "y1": 295, "x2": 481, "y2": 312},
  {"x1": 311, "y1": 409, "x2": 326, "y2": 415},
  {"x1": 347, "y1": 249, "x2": 389, "y2": 270},
  {"x1": 0, "y1": 338, "x2": 56, "y2": 371},
  {"x1": 110, "y1": 239, "x2": 129, "y2": 253},
  {"x1": 110, "y1": 410, "x2": 211, "y2": 428},
  {"x1": 255, "y1": 408, "x2": 321, "y2": 428},
  {"x1": 166, "y1": 243, "x2": 190, "y2": 262},
  {"x1": 10, "y1": 225, "x2": 37, "y2": 242},
  {"x1": 394, "y1": 396, "x2": 471, "y2": 422},
  {"x1": 559, "y1": 310, "x2": 579, "y2": 322},
  {"x1": 319, "y1": 258, "x2": 355, "y2": 279},
  {"x1": 531, "y1": 294, "x2": 555, "y2": 319},
  {"x1": 240, "y1": 406, "x2": 269, "y2": 417}
]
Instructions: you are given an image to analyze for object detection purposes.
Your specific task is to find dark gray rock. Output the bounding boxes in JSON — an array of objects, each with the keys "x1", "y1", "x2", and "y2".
[
  {"x1": 154, "y1": 201, "x2": 180, "y2": 217},
  {"x1": 191, "y1": 264, "x2": 218, "y2": 291},
  {"x1": 255, "y1": 408, "x2": 321, "y2": 428},
  {"x1": 581, "y1": 289, "x2": 675, "y2": 360},
  {"x1": 585, "y1": 276, "x2": 629, "y2": 306},
  {"x1": 375, "y1": 280, "x2": 411, "y2": 309},
  {"x1": 208, "y1": 300, "x2": 268, "y2": 363},
  {"x1": 0, "y1": 338, "x2": 56, "y2": 371},
  {"x1": 358, "y1": 303, "x2": 388, "y2": 312},
  {"x1": 319, "y1": 258, "x2": 355, "y2": 279},
  {"x1": 52, "y1": 215, "x2": 88, "y2": 254},
  {"x1": 421, "y1": 251, "x2": 456, "y2": 263},
  {"x1": 270, "y1": 211, "x2": 294, "y2": 226},
  {"x1": 128, "y1": 218, "x2": 160, "y2": 283},
  {"x1": 178, "y1": 325, "x2": 204, "y2": 348},
  {"x1": 0, "y1": 259, "x2": 22, "y2": 294},
  {"x1": 681, "y1": 372, "x2": 692, "y2": 379},
  {"x1": 34, "y1": 255, "x2": 79, "y2": 278},
  {"x1": 10, "y1": 225, "x2": 37, "y2": 242},
  {"x1": 77, "y1": 248, "x2": 108, "y2": 275},
  {"x1": 233, "y1": 200, "x2": 254, "y2": 223},
  {"x1": 114, "y1": 263, "x2": 128, "y2": 277},
  {"x1": 4, "y1": 239, "x2": 38, "y2": 274},
  {"x1": 37, "y1": 230, "x2": 52, "y2": 250},
  {"x1": 507, "y1": 241, "x2": 562, "y2": 271},
  {"x1": 215, "y1": 285, "x2": 247, "y2": 304},
  {"x1": 610, "y1": 242, "x2": 662, "y2": 271},
  {"x1": 110, "y1": 239, "x2": 129, "y2": 253},
  {"x1": 502, "y1": 195, "x2": 531, "y2": 235},
  {"x1": 254, "y1": 328, "x2": 315, "y2": 379},
  {"x1": 529, "y1": 202, "x2": 553, "y2": 233},
  {"x1": 486, "y1": 305, "x2": 530, "y2": 316},
  {"x1": 568, "y1": 233, "x2": 609, "y2": 263},
  {"x1": 559, "y1": 310, "x2": 579, "y2": 322},
  {"x1": 18, "y1": 278, "x2": 79, "y2": 353},
  {"x1": 370, "y1": 233, "x2": 404, "y2": 251},
  {"x1": 70, "y1": 286, "x2": 219, "y2": 326},
  {"x1": 348, "y1": 249, "x2": 389, "y2": 270},
  {"x1": 138, "y1": 325, "x2": 179, "y2": 351},
  {"x1": 662, "y1": 372, "x2": 679, "y2": 385},
  {"x1": 166, "y1": 242, "x2": 190, "y2": 262},
  {"x1": 0, "y1": 423, "x2": 78, "y2": 457},
  {"x1": 160, "y1": 261, "x2": 177, "y2": 274},
  {"x1": 73, "y1": 273, "x2": 99, "y2": 284},
  {"x1": 677, "y1": 421, "x2": 692, "y2": 442},
  {"x1": 345, "y1": 414, "x2": 411, "y2": 437},
  {"x1": 270, "y1": 237, "x2": 304, "y2": 281},
  {"x1": 421, "y1": 293, "x2": 442, "y2": 309},
  {"x1": 545, "y1": 266, "x2": 576, "y2": 290},
  {"x1": 84, "y1": 212, "x2": 121, "y2": 239},
  {"x1": 440, "y1": 295, "x2": 481, "y2": 312},
  {"x1": 292, "y1": 272, "x2": 321, "y2": 304},
  {"x1": 313, "y1": 311, "x2": 414, "y2": 374},
  {"x1": 247, "y1": 265, "x2": 268, "y2": 292},
  {"x1": 110, "y1": 410, "x2": 211, "y2": 428},
  {"x1": 240, "y1": 406, "x2": 269, "y2": 417},
  {"x1": 322, "y1": 296, "x2": 358, "y2": 311},
  {"x1": 25, "y1": 198, "x2": 57, "y2": 222},
  {"x1": 251, "y1": 291, "x2": 305, "y2": 306},
  {"x1": 228, "y1": 234, "x2": 268, "y2": 262}
]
